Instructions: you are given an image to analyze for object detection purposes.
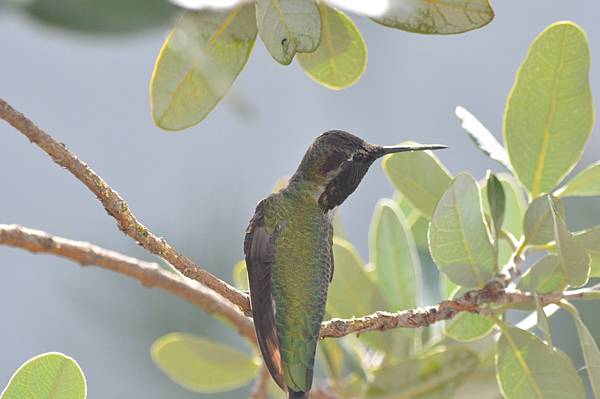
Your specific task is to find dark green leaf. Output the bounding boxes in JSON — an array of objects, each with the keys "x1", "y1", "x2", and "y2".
[
  {"x1": 486, "y1": 171, "x2": 506, "y2": 239},
  {"x1": 25, "y1": 0, "x2": 176, "y2": 33}
]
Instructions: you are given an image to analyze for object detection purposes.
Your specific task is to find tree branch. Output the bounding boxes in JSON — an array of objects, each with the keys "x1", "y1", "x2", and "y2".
[
  {"x1": 248, "y1": 367, "x2": 270, "y2": 399},
  {"x1": 0, "y1": 224, "x2": 255, "y2": 341},
  {"x1": 0, "y1": 98, "x2": 250, "y2": 314}
]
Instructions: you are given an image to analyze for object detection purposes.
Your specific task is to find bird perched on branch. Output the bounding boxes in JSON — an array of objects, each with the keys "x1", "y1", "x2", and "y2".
[{"x1": 244, "y1": 130, "x2": 446, "y2": 398}]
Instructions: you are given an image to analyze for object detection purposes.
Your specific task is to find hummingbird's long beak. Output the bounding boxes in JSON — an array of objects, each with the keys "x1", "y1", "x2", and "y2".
[
  {"x1": 379, "y1": 144, "x2": 447, "y2": 155},
  {"x1": 382, "y1": 144, "x2": 447, "y2": 154}
]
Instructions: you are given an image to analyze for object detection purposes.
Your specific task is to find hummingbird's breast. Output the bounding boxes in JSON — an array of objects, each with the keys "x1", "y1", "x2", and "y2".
[{"x1": 263, "y1": 189, "x2": 333, "y2": 391}]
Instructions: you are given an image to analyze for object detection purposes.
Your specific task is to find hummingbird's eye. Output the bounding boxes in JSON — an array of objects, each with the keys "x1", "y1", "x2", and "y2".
[{"x1": 352, "y1": 152, "x2": 367, "y2": 162}]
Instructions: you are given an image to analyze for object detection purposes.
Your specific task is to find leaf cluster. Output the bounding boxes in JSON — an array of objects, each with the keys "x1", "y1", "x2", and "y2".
[
  {"x1": 149, "y1": 0, "x2": 495, "y2": 130},
  {"x1": 147, "y1": 21, "x2": 600, "y2": 399}
]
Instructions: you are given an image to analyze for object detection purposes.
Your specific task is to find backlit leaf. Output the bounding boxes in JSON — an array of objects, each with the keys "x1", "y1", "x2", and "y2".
[
  {"x1": 574, "y1": 226, "x2": 600, "y2": 277},
  {"x1": 255, "y1": 0, "x2": 321, "y2": 65},
  {"x1": 556, "y1": 162, "x2": 600, "y2": 198},
  {"x1": 518, "y1": 255, "x2": 566, "y2": 294},
  {"x1": 444, "y1": 288, "x2": 494, "y2": 342},
  {"x1": 151, "y1": 333, "x2": 260, "y2": 393},
  {"x1": 504, "y1": 22, "x2": 593, "y2": 197},
  {"x1": 298, "y1": 4, "x2": 366, "y2": 90},
  {"x1": 151, "y1": 5, "x2": 257, "y2": 130},
  {"x1": 232, "y1": 260, "x2": 248, "y2": 291},
  {"x1": 371, "y1": 0, "x2": 494, "y2": 34},
  {"x1": 1, "y1": 352, "x2": 86, "y2": 399}
]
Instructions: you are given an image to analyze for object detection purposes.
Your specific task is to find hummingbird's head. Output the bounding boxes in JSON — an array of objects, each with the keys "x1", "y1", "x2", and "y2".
[{"x1": 290, "y1": 130, "x2": 446, "y2": 212}]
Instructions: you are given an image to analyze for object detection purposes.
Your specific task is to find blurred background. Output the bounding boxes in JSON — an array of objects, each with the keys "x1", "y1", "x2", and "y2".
[{"x1": 1, "y1": 1, "x2": 600, "y2": 397}]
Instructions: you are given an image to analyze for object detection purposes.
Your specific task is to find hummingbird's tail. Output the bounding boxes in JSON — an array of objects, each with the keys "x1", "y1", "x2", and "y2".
[{"x1": 288, "y1": 389, "x2": 309, "y2": 399}]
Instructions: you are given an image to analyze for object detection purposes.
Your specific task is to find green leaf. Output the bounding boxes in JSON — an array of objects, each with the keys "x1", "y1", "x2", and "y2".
[
  {"x1": 574, "y1": 226, "x2": 600, "y2": 277},
  {"x1": 456, "y1": 106, "x2": 511, "y2": 170},
  {"x1": 504, "y1": 22, "x2": 593, "y2": 197},
  {"x1": 370, "y1": 199, "x2": 421, "y2": 310},
  {"x1": 535, "y1": 296, "x2": 553, "y2": 346},
  {"x1": 1, "y1": 352, "x2": 86, "y2": 399},
  {"x1": 562, "y1": 302, "x2": 600, "y2": 399},
  {"x1": 150, "y1": 5, "x2": 257, "y2": 130},
  {"x1": 367, "y1": 348, "x2": 478, "y2": 398},
  {"x1": 232, "y1": 260, "x2": 248, "y2": 291},
  {"x1": 485, "y1": 171, "x2": 506, "y2": 239},
  {"x1": 523, "y1": 195, "x2": 564, "y2": 246},
  {"x1": 550, "y1": 197, "x2": 591, "y2": 287},
  {"x1": 298, "y1": 4, "x2": 366, "y2": 90},
  {"x1": 556, "y1": 162, "x2": 600, "y2": 198},
  {"x1": 444, "y1": 288, "x2": 494, "y2": 342},
  {"x1": 370, "y1": 0, "x2": 494, "y2": 34},
  {"x1": 496, "y1": 326, "x2": 585, "y2": 399},
  {"x1": 382, "y1": 143, "x2": 452, "y2": 217},
  {"x1": 393, "y1": 191, "x2": 428, "y2": 248},
  {"x1": 24, "y1": 0, "x2": 175, "y2": 33},
  {"x1": 328, "y1": 237, "x2": 382, "y2": 318},
  {"x1": 481, "y1": 173, "x2": 526, "y2": 239},
  {"x1": 151, "y1": 333, "x2": 260, "y2": 393},
  {"x1": 428, "y1": 173, "x2": 495, "y2": 288},
  {"x1": 518, "y1": 255, "x2": 566, "y2": 294},
  {"x1": 255, "y1": 0, "x2": 321, "y2": 65}
]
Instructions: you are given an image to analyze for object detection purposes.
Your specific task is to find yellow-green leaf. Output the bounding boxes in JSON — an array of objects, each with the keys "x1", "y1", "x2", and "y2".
[
  {"x1": 535, "y1": 296, "x2": 553, "y2": 346},
  {"x1": 504, "y1": 22, "x2": 594, "y2": 197},
  {"x1": 428, "y1": 173, "x2": 495, "y2": 288},
  {"x1": 371, "y1": 0, "x2": 494, "y2": 34},
  {"x1": 151, "y1": 333, "x2": 260, "y2": 393},
  {"x1": 232, "y1": 260, "x2": 248, "y2": 291},
  {"x1": 298, "y1": 4, "x2": 366, "y2": 90},
  {"x1": 1, "y1": 352, "x2": 86, "y2": 399},
  {"x1": 255, "y1": 0, "x2": 320, "y2": 65},
  {"x1": 556, "y1": 161, "x2": 600, "y2": 198},
  {"x1": 370, "y1": 199, "x2": 421, "y2": 310},
  {"x1": 382, "y1": 142, "x2": 452, "y2": 217},
  {"x1": 496, "y1": 326, "x2": 585, "y2": 399},
  {"x1": 150, "y1": 5, "x2": 257, "y2": 130}
]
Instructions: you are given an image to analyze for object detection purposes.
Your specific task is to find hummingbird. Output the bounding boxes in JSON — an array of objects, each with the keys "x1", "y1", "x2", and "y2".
[{"x1": 244, "y1": 130, "x2": 446, "y2": 398}]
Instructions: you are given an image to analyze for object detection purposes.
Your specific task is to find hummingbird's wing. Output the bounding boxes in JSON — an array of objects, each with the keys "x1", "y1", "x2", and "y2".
[{"x1": 244, "y1": 199, "x2": 285, "y2": 390}]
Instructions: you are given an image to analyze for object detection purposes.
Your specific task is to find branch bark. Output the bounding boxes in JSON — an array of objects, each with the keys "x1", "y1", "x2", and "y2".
[
  {"x1": 0, "y1": 224, "x2": 255, "y2": 341},
  {"x1": 0, "y1": 98, "x2": 250, "y2": 314}
]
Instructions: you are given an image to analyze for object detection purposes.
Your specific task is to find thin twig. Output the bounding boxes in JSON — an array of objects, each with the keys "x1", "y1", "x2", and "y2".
[
  {"x1": 0, "y1": 98, "x2": 250, "y2": 314},
  {"x1": 0, "y1": 224, "x2": 255, "y2": 341}
]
